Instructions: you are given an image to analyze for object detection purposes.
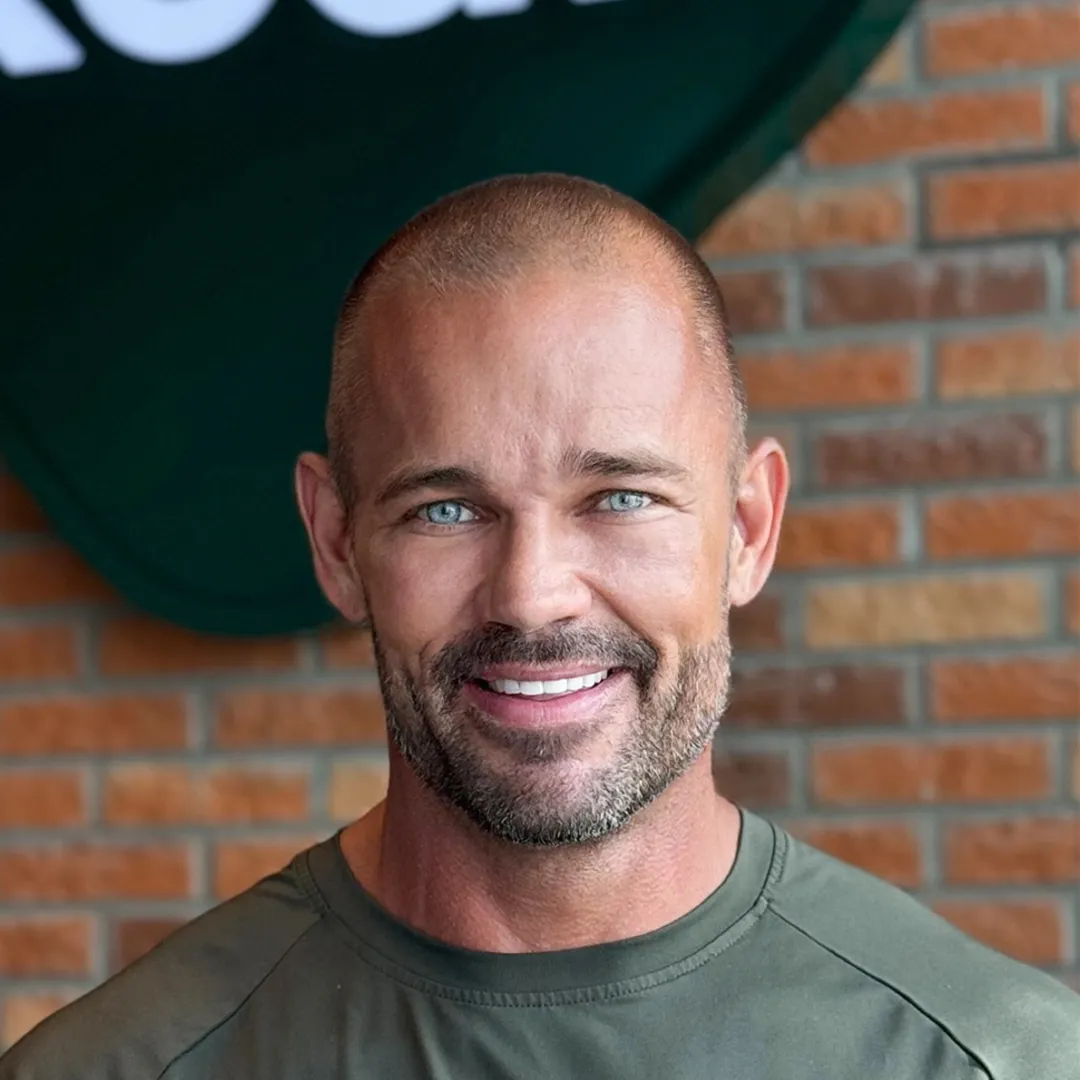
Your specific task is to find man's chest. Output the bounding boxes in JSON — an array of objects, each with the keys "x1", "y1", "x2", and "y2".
[{"x1": 164, "y1": 981, "x2": 981, "y2": 1080}]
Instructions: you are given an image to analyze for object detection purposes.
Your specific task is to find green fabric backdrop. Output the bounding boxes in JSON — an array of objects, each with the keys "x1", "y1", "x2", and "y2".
[{"x1": 0, "y1": 0, "x2": 914, "y2": 634}]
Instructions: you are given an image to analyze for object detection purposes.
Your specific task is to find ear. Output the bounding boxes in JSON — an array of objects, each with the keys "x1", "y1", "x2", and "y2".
[
  {"x1": 728, "y1": 438, "x2": 790, "y2": 608},
  {"x1": 294, "y1": 451, "x2": 367, "y2": 624}
]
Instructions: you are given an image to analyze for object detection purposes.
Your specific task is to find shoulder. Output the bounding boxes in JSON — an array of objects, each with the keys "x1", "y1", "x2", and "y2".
[
  {"x1": 0, "y1": 861, "x2": 323, "y2": 1080},
  {"x1": 766, "y1": 823, "x2": 1080, "y2": 1080}
]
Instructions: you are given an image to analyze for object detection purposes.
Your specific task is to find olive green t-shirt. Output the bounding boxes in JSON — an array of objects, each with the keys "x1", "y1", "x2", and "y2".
[{"x1": 3, "y1": 809, "x2": 1077, "y2": 1079}]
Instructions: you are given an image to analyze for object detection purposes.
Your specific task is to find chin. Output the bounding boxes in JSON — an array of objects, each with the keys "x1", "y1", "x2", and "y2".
[{"x1": 466, "y1": 801, "x2": 634, "y2": 849}]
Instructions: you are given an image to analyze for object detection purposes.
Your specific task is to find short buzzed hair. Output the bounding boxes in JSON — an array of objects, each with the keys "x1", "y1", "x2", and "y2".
[{"x1": 328, "y1": 173, "x2": 747, "y2": 517}]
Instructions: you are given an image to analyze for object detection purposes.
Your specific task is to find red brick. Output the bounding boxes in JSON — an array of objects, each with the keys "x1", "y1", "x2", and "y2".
[
  {"x1": 112, "y1": 918, "x2": 187, "y2": 972},
  {"x1": 806, "y1": 573, "x2": 1046, "y2": 649},
  {"x1": 321, "y1": 626, "x2": 375, "y2": 669},
  {"x1": 713, "y1": 271, "x2": 786, "y2": 334},
  {"x1": 202, "y1": 768, "x2": 309, "y2": 823},
  {"x1": 1069, "y1": 81, "x2": 1080, "y2": 142},
  {"x1": 213, "y1": 837, "x2": 321, "y2": 901},
  {"x1": 804, "y1": 88, "x2": 1047, "y2": 167},
  {"x1": 0, "y1": 546, "x2": 115, "y2": 607},
  {"x1": 945, "y1": 818, "x2": 1080, "y2": 885},
  {"x1": 0, "y1": 845, "x2": 190, "y2": 901},
  {"x1": 99, "y1": 617, "x2": 300, "y2": 676},
  {"x1": 932, "y1": 900, "x2": 1065, "y2": 966},
  {"x1": 0, "y1": 624, "x2": 79, "y2": 682},
  {"x1": 807, "y1": 254, "x2": 1046, "y2": 327},
  {"x1": 792, "y1": 822, "x2": 923, "y2": 887},
  {"x1": 931, "y1": 654, "x2": 1080, "y2": 722},
  {"x1": 727, "y1": 664, "x2": 907, "y2": 729},
  {"x1": 103, "y1": 765, "x2": 309, "y2": 825},
  {"x1": 2, "y1": 993, "x2": 77, "y2": 1051},
  {"x1": 0, "y1": 474, "x2": 48, "y2": 533},
  {"x1": 812, "y1": 738, "x2": 1051, "y2": 806},
  {"x1": 700, "y1": 183, "x2": 907, "y2": 257},
  {"x1": 0, "y1": 695, "x2": 188, "y2": 756},
  {"x1": 776, "y1": 501, "x2": 900, "y2": 570},
  {"x1": 929, "y1": 161, "x2": 1080, "y2": 241},
  {"x1": 937, "y1": 328, "x2": 1080, "y2": 399},
  {"x1": 816, "y1": 413, "x2": 1046, "y2": 488},
  {"x1": 729, "y1": 593, "x2": 785, "y2": 652},
  {"x1": 927, "y1": 490, "x2": 1080, "y2": 560},
  {"x1": 329, "y1": 761, "x2": 389, "y2": 821},
  {"x1": 0, "y1": 918, "x2": 91, "y2": 976},
  {"x1": 926, "y1": 6, "x2": 1080, "y2": 77},
  {"x1": 1068, "y1": 573, "x2": 1080, "y2": 635},
  {"x1": 215, "y1": 689, "x2": 385, "y2": 748},
  {"x1": 712, "y1": 751, "x2": 791, "y2": 809},
  {"x1": 739, "y1": 344, "x2": 916, "y2": 412},
  {"x1": 0, "y1": 770, "x2": 84, "y2": 828}
]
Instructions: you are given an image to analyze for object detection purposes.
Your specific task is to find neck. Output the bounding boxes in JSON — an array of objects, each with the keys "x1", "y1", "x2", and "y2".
[{"x1": 339, "y1": 751, "x2": 742, "y2": 953}]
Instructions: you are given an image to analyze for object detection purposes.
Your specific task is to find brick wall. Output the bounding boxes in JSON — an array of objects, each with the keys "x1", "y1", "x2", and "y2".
[
  {"x1": 1, "y1": 0, "x2": 1078, "y2": 1049},
  {"x1": 705, "y1": 0, "x2": 1080, "y2": 994}
]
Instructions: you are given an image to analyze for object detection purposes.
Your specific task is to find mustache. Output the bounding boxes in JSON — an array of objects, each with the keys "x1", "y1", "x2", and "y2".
[{"x1": 431, "y1": 623, "x2": 659, "y2": 691}]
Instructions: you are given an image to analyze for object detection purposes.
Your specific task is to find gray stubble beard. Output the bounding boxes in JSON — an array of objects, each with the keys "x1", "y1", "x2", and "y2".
[{"x1": 371, "y1": 613, "x2": 732, "y2": 848}]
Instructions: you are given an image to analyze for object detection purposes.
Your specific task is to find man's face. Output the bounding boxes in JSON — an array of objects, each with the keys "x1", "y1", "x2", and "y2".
[{"x1": 336, "y1": 266, "x2": 744, "y2": 845}]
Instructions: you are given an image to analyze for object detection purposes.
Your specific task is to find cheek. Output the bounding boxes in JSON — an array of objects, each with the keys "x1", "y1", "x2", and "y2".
[
  {"x1": 362, "y1": 537, "x2": 484, "y2": 652},
  {"x1": 594, "y1": 519, "x2": 728, "y2": 644}
]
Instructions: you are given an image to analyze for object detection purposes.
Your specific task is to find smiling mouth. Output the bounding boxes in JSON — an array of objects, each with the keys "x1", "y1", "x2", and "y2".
[{"x1": 473, "y1": 669, "x2": 613, "y2": 700}]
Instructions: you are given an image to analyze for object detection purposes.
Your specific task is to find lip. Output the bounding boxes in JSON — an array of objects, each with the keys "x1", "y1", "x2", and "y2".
[
  {"x1": 463, "y1": 669, "x2": 629, "y2": 729},
  {"x1": 473, "y1": 663, "x2": 614, "y2": 682}
]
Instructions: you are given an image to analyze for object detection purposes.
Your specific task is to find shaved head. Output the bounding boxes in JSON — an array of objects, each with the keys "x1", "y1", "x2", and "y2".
[{"x1": 327, "y1": 173, "x2": 747, "y2": 516}]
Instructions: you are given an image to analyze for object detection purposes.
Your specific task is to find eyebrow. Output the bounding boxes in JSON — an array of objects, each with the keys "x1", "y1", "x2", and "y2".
[
  {"x1": 560, "y1": 447, "x2": 691, "y2": 483},
  {"x1": 374, "y1": 466, "x2": 486, "y2": 507},
  {"x1": 373, "y1": 448, "x2": 690, "y2": 507}
]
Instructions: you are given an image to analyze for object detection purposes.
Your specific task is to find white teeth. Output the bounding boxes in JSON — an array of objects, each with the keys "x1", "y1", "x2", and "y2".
[{"x1": 488, "y1": 670, "x2": 610, "y2": 697}]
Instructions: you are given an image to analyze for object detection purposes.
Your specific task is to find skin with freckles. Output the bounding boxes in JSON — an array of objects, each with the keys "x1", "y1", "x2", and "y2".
[{"x1": 295, "y1": 251, "x2": 789, "y2": 955}]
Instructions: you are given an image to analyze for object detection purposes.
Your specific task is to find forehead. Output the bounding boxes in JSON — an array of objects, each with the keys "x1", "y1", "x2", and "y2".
[{"x1": 354, "y1": 268, "x2": 724, "y2": 488}]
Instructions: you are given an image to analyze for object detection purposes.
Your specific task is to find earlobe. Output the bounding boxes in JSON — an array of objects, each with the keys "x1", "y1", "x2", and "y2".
[{"x1": 294, "y1": 452, "x2": 367, "y2": 624}]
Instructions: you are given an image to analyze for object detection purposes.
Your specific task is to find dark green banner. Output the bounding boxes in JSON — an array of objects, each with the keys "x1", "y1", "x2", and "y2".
[{"x1": 0, "y1": 0, "x2": 912, "y2": 634}]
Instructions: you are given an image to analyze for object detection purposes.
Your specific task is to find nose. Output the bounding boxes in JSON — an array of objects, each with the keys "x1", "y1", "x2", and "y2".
[{"x1": 480, "y1": 514, "x2": 592, "y2": 633}]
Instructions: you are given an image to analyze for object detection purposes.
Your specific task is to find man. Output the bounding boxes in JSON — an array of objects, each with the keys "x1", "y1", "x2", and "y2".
[{"x1": 3, "y1": 174, "x2": 1078, "y2": 1079}]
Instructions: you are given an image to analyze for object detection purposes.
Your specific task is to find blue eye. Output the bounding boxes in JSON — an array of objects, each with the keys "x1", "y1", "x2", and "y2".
[
  {"x1": 418, "y1": 501, "x2": 476, "y2": 527},
  {"x1": 599, "y1": 491, "x2": 652, "y2": 513}
]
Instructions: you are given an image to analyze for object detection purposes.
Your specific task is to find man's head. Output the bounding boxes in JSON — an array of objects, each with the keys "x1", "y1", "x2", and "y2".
[{"x1": 297, "y1": 173, "x2": 788, "y2": 847}]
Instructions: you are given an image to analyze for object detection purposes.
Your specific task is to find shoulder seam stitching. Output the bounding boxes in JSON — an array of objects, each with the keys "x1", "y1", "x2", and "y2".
[
  {"x1": 154, "y1": 912, "x2": 323, "y2": 1080},
  {"x1": 766, "y1": 906, "x2": 994, "y2": 1079}
]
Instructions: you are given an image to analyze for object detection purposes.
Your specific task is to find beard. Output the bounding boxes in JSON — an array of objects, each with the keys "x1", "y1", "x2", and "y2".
[{"x1": 371, "y1": 609, "x2": 732, "y2": 848}]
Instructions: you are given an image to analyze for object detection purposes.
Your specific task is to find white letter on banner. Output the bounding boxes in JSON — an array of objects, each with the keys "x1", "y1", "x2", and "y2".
[
  {"x1": 306, "y1": 0, "x2": 456, "y2": 36},
  {"x1": 307, "y1": 0, "x2": 531, "y2": 37},
  {"x1": 0, "y1": 0, "x2": 86, "y2": 77},
  {"x1": 71, "y1": 0, "x2": 276, "y2": 64},
  {"x1": 462, "y1": 0, "x2": 531, "y2": 15}
]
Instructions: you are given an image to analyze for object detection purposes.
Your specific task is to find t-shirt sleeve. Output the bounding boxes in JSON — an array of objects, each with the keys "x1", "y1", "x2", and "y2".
[
  {"x1": 0, "y1": 870, "x2": 320, "y2": 1080},
  {"x1": 769, "y1": 834, "x2": 1080, "y2": 1080}
]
